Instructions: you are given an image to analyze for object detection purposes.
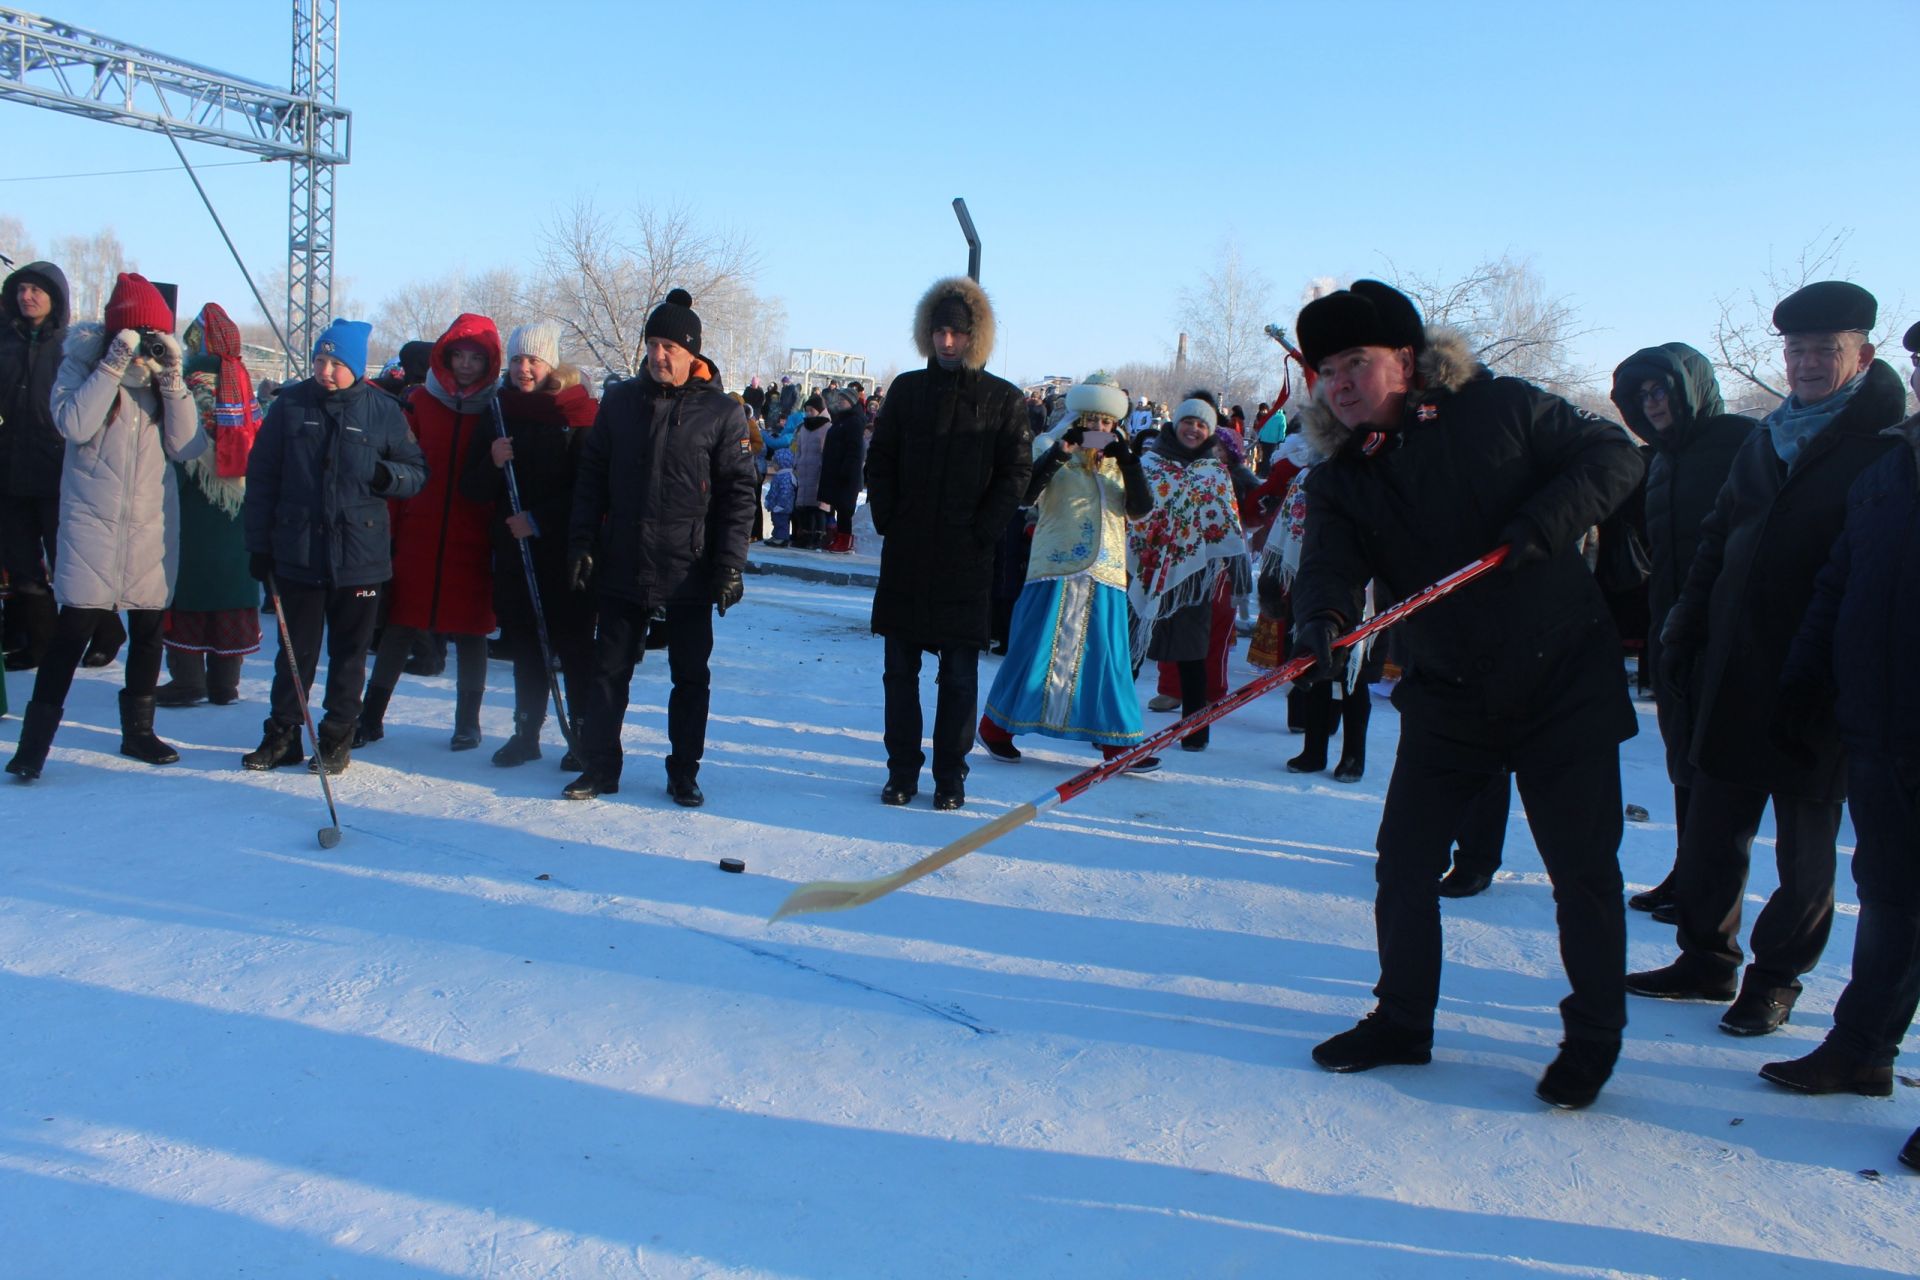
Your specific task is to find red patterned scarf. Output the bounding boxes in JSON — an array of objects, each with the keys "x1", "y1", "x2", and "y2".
[{"x1": 193, "y1": 303, "x2": 260, "y2": 478}]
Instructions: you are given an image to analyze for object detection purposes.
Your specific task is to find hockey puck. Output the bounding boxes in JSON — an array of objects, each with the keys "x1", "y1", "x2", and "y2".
[
  {"x1": 718, "y1": 857, "x2": 746, "y2": 874},
  {"x1": 1624, "y1": 804, "x2": 1650, "y2": 823}
]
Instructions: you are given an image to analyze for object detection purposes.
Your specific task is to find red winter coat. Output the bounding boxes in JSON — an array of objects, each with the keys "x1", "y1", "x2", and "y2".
[{"x1": 389, "y1": 313, "x2": 501, "y2": 635}]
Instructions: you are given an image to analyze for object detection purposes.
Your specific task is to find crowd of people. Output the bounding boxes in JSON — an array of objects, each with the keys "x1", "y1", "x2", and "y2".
[{"x1": 2, "y1": 254, "x2": 1917, "y2": 1164}]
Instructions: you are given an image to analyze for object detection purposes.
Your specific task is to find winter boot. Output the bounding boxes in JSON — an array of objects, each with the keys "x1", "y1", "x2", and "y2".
[
  {"x1": 1536, "y1": 1038, "x2": 1619, "y2": 1110},
  {"x1": 153, "y1": 647, "x2": 209, "y2": 707},
  {"x1": 1312, "y1": 1011, "x2": 1433, "y2": 1073},
  {"x1": 3, "y1": 586, "x2": 55, "y2": 672},
  {"x1": 1332, "y1": 691, "x2": 1370, "y2": 783},
  {"x1": 825, "y1": 529, "x2": 855, "y2": 554},
  {"x1": 1759, "y1": 1040, "x2": 1893, "y2": 1097},
  {"x1": 82, "y1": 610, "x2": 127, "y2": 668},
  {"x1": 1287, "y1": 691, "x2": 1333, "y2": 773},
  {"x1": 560, "y1": 716, "x2": 584, "y2": 772},
  {"x1": 206, "y1": 652, "x2": 245, "y2": 705},
  {"x1": 354, "y1": 683, "x2": 394, "y2": 748},
  {"x1": 117, "y1": 690, "x2": 181, "y2": 765},
  {"x1": 492, "y1": 711, "x2": 544, "y2": 766},
  {"x1": 241, "y1": 718, "x2": 304, "y2": 771},
  {"x1": 309, "y1": 721, "x2": 352, "y2": 775},
  {"x1": 4, "y1": 699, "x2": 64, "y2": 780},
  {"x1": 403, "y1": 632, "x2": 446, "y2": 676},
  {"x1": 449, "y1": 688, "x2": 485, "y2": 751}
]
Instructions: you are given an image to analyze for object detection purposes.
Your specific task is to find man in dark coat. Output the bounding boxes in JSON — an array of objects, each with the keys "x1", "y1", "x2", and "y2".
[
  {"x1": 1631, "y1": 281, "x2": 1907, "y2": 1035},
  {"x1": 1607, "y1": 344, "x2": 1755, "y2": 919},
  {"x1": 241, "y1": 318, "x2": 427, "y2": 774},
  {"x1": 864, "y1": 275, "x2": 1031, "y2": 810},
  {"x1": 0, "y1": 260, "x2": 70, "y2": 672},
  {"x1": 1290, "y1": 280, "x2": 1644, "y2": 1109},
  {"x1": 564, "y1": 288, "x2": 756, "y2": 807},
  {"x1": 1758, "y1": 321, "x2": 1920, "y2": 1172}
]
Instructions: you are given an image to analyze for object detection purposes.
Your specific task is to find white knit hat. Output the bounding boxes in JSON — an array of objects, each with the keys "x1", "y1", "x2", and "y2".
[
  {"x1": 505, "y1": 321, "x2": 561, "y2": 368},
  {"x1": 1064, "y1": 371, "x2": 1128, "y2": 422},
  {"x1": 1173, "y1": 397, "x2": 1218, "y2": 430}
]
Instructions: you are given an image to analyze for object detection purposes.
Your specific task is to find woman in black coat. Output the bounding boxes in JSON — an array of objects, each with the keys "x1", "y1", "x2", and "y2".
[{"x1": 817, "y1": 388, "x2": 867, "y2": 553}]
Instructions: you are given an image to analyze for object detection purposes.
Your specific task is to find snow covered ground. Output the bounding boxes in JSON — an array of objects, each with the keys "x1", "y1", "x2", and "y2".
[{"x1": 1, "y1": 573, "x2": 1913, "y2": 1278}]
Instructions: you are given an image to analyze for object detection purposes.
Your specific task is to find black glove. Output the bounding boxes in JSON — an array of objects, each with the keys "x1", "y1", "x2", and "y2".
[
  {"x1": 248, "y1": 552, "x2": 275, "y2": 583},
  {"x1": 1102, "y1": 434, "x2": 1134, "y2": 464},
  {"x1": 368, "y1": 462, "x2": 392, "y2": 495},
  {"x1": 1293, "y1": 616, "x2": 1341, "y2": 686},
  {"x1": 568, "y1": 551, "x2": 593, "y2": 593},
  {"x1": 1498, "y1": 518, "x2": 1549, "y2": 571},
  {"x1": 713, "y1": 566, "x2": 744, "y2": 616},
  {"x1": 1062, "y1": 423, "x2": 1086, "y2": 447},
  {"x1": 1659, "y1": 639, "x2": 1694, "y2": 696},
  {"x1": 1768, "y1": 682, "x2": 1826, "y2": 770}
]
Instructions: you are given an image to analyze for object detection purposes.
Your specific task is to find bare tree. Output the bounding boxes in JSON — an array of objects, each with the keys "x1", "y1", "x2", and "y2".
[
  {"x1": 1107, "y1": 358, "x2": 1183, "y2": 411},
  {"x1": 0, "y1": 214, "x2": 37, "y2": 268},
  {"x1": 50, "y1": 227, "x2": 134, "y2": 323},
  {"x1": 1176, "y1": 237, "x2": 1281, "y2": 409},
  {"x1": 1385, "y1": 253, "x2": 1595, "y2": 393}
]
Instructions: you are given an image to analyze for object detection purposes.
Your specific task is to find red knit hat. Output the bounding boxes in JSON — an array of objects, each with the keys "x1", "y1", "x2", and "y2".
[{"x1": 104, "y1": 272, "x2": 174, "y2": 333}]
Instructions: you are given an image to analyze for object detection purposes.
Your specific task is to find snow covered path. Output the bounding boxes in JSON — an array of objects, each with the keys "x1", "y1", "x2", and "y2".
[{"x1": 0, "y1": 578, "x2": 1912, "y2": 1278}]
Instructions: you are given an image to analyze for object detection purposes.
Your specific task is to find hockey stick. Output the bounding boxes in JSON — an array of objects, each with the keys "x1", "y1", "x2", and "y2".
[
  {"x1": 489, "y1": 400, "x2": 580, "y2": 762},
  {"x1": 265, "y1": 571, "x2": 342, "y2": 849},
  {"x1": 771, "y1": 545, "x2": 1511, "y2": 921}
]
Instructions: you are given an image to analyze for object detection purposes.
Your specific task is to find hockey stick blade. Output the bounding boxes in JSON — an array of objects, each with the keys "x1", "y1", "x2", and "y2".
[{"x1": 772, "y1": 802, "x2": 1040, "y2": 921}]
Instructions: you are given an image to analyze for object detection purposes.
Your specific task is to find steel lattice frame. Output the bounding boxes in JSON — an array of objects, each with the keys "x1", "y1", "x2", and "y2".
[{"x1": 0, "y1": 3, "x2": 349, "y2": 375}]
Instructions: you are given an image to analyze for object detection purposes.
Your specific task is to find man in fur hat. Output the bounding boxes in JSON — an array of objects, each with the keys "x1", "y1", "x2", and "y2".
[
  {"x1": 1630, "y1": 282, "x2": 1906, "y2": 1036},
  {"x1": 1289, "y1": 279, "x2": 1644, "y2": 1108},
  {"x1": 863, "y1": 276, "x2": 1031, "y2": 810}
]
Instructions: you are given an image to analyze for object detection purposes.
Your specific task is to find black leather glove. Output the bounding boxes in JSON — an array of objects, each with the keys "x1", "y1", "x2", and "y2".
[
  {"x1": 713, "y1": 566, "x2": 744, "y2": 616},
  {"x1": 248, "y1": 551, "x2": 275, "y2": 583},
  {"x1": 368, "y1": 462, "x2": 393, "y2": 495},
  {"x1": 1062, "y1": 423, "x2": 1086, "y2": 447},
  {"x1": 1102, "y1": 434, "x2": 1134, "y2": 464},
  {"x1": 1659, "y1": 640, "x2": 1695, "y2": 697},
  {"x1": 568, "y1": 551, "x2": 593, "y2": 593},
  {"x1": 1293, "y1": 616, "x2": 1341, "y2": 686},
  {"x1": 1498, "y1": 518, "x2": 1549, "y2": 571},
  {"x1": 1768, "y1": 681, "x2": 1826, "y2": 770}
]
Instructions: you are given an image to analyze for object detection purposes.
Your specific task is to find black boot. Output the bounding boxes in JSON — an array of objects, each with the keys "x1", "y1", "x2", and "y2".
[
  {"x1": 354, "y1": 683, "x2": 393, "y2": 748},
  {"x1": 82, "y1": 610, "x2": 127, "y2": 668},
  {"x1": 1287, "y1": 690, "x2": 1333, "y2": 773},
  {"x1": 560, "y1": 717, "x2": 583, "y2": 772},
  {"x1": 2, "y1": 587, "x2": 55, "y2": 672},
  {"x1": 492, "y1": 711, "x2": 543, "y2": 766},
  {"x1": 5, "y1": 699, "x2": 64, "y2": 780},
  {"x1": 206, "y1": 652, "x2": 244, "y2": 705},
  {"x1": 1536, "y1": 1038, "x2": 1619, "y2": 1110},
  {"x1": 153, "y1": 647, "x2": 208, "y2": 707},
  {"x1": 1332, "y1": 691, "x2": 1369, "y2": 782},
  {"x1": 450, "y1": 688, "x2": 484, "y2": 751},
  {"x1": 309, "y1": 721, "x2": 352, "y2": 775},
  {"x1": 241, "y1": 718, "x2": 304, "y2": 771},
  {"x1": 118, "y1": 690, "x2": 180, "y2": 765}
]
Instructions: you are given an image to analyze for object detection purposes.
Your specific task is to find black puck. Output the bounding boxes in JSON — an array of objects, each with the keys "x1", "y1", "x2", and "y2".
[{"x1": 718, "y1": 857, "x2": 746, "y2": 874}]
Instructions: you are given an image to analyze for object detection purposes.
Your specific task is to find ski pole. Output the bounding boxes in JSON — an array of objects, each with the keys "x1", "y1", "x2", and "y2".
[
  {"x1": 489, "y1": 401, "x2": 580, "y2": 762},
  {"x1": 265, "y1": 571, "x2": 343, "y2": 849},
  {"x1": 771, "y1": 544, "x2": 1512, "y2": 921}
]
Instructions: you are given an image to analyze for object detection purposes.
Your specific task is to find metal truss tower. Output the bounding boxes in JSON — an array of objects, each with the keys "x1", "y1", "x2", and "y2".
[{"x1": 0, "y1": 3, "x2": 351, "y2": 372}]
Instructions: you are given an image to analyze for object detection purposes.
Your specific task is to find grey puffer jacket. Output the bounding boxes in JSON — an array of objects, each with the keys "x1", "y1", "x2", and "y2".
[{"x1": 50, "y1": 323, "x2": 206, "y2": 609}]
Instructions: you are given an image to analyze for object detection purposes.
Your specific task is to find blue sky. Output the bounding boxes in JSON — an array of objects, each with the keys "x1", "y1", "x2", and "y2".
[{"x1": 4, "y1": 0, "x2": 1915, "y2": 388}]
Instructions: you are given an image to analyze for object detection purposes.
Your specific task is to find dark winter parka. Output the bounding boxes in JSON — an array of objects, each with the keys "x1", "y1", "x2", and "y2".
[
  {"x1": 865, "y1": 276, "x2": 1032, "y2": 651},
  {"x1": 244, "y1": 375, "x2": 427, "y2": 588},
  {"x1": 1781, "y1": 417, "x2": 1920, "y2": 759},
  {"x1": 568, "y1": 353, "x2": 756, "y2": 607},
  {"x1": 0, "y1": 260, "x2": 71, "y2": 499},
  {"x1": 818, "y1": 400, "x2": 867, "y2": 512},
  {"x1": 1293, "y1": 328, "x2": 1645, "y2": 768},
  {"x1": 391, "y1": 314, "x2": 502, "y2": 636},
  {"x1": 1609, "y1": 343, "x2": 1755, "y2": 786},
  {"x1": 1664, "y1": 359, "x2": 1907, "y2": 799},
  {"x1": 459, "y1": 363, "x2": 598, "y2": 623}
]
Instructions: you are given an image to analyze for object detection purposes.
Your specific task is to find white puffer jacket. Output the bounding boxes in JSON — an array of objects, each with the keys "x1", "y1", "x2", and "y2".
[{"x1": 50, "y1": 323, "x2": 206, "y2": 610}]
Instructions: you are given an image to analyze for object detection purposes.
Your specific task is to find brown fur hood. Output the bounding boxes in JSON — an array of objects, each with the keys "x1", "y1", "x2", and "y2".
[
  {"x1": 912, "y1": 275, "x2": 996, "y2": 371},
  {"x1": 1298, "y1": 325, "x2": 1479, "y2": 459}
]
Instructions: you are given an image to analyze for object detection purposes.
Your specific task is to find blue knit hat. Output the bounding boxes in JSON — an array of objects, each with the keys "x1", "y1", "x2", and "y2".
[{"x1": 312, "y1": 318, "x2": 372, "y2": 380}]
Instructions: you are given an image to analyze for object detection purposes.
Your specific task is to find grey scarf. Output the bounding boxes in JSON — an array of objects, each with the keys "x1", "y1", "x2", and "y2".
[
  {"x1": 424, "y1": 368, "x2": 498, "y2": 414},
  {"x1": 1765, "y1": 370, "x2": 1865, "y2": 469}
]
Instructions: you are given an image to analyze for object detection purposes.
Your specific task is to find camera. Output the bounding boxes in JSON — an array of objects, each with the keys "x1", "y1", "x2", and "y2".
[{"x1": 137, "y1": 329, "x2": 170, "y2": 361}]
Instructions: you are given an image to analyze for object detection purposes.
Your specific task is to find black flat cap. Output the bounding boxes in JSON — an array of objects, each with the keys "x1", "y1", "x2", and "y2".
[{"x1": 1773, "y1": 281, "x2": 1877, "y2": 335}]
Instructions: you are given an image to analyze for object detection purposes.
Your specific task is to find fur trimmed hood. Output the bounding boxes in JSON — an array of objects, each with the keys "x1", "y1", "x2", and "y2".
[
  {"x1": 1298, "y1": 325, "x2": 1479, "y2": 459},
  {"x1": 912, "y1": 275, "x2": 996, "y2": 371}
]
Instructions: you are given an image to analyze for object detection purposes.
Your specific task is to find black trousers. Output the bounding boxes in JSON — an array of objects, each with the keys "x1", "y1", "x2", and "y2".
[
  {"x1": 267, "y1": 580, "x2": 382, "y2": 737},
  {"x1": 1451, "y1": 772, "x2": 1513, "y2": 876},
  {"x1": 1672, "y1": 771, "x2": 1842, "y2": 989},
  {"x1": 0, "y1": 494, "x2": 57, "y2": 586},
  {"x1": 29, "y1": 606, "x2": 163, "y2": 704},
  {"x1": 502, "y1": 616, "x2": 594, "y2": 729},
  {"x1": 582, "y1": 595, "x2": 713, "y2": 784},
  {"x1": 1829, "y1": 753, "x2": 1920, "y2": 1065},
  {"x1": 882, "y1": 636, "x2": 978, "y2": 789},
  {"x1": 1373, "y1": 734, "x2": 1627, "y2": 1043}
]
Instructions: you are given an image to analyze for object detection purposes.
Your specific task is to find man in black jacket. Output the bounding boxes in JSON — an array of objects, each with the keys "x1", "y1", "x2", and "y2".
[
  {"x1": 564, "y1": 289, "x2": 756, "y2": 807},
  {"x1": 1290, "y1": 281, "x2": 1644, "y2": 1108},
  {"x1": 864, "y1": 276, "x2": 1031, "y2": 811},
  {"x1": 1606, "y1": 344, "x2": 1755, "y2": 920},
  {"x1": 241, "y1": 319, "x2": 427, "y2": 774},
  {"x1": 0, "y1": 260, "x2": 70, "y2": 672},
  {"x1": 1758, "y1": 321, "x2": 1920, "y2": 1170},
  {"x1": 1630, "y1": 282, "x2": 1906, "y2": 1036}
]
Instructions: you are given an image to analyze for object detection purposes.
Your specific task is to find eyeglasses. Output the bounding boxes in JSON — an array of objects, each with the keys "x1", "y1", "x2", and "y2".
[{"x1": 1637, "y1": 385, "x2": 1669, "y2": 405}]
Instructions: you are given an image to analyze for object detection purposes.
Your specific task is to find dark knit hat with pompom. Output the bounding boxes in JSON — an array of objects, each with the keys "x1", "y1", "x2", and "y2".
[{"x1": 645, "y1": 287, "x2": 702, "y2": 354}]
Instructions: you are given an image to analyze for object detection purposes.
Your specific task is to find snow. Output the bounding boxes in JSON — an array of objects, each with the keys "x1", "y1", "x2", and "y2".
[{"x1": 1, "y1": 570, "x2": 1913, "y2": 1279}]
